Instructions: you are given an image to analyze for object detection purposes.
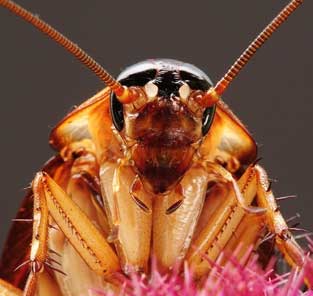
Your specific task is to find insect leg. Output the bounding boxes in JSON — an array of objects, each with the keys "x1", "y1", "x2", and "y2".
[
  {"x1": 17, "y1": 173, "x2": 64, "y2": 296},
  {"x1": 203, "y1": 162, "x2": 265, "y2": 214},
  {"x1": 221, "y1": 214, "x2": 266, "y2": 266},
  {"x1": 153, "y1": 166, "x2": 210, "y2": 271},
  {"x1": 253, "y1": 165, "x2": 309, "y2": 270},
  {"x1": 186, "y1": 164, "x2": 265, "y2": 279},
  {"x1": 0, "y1": 278, "x2": 22, "y2": 296},
  {"x1": 100, "y1": 160, "x2": 152, "y2": 273},
  {"x1": 48, "y1": 149, "x2": 119, "y2": 295},
  {"x1": 34, "y1": 172, "x2": 120, "y2": 279}
]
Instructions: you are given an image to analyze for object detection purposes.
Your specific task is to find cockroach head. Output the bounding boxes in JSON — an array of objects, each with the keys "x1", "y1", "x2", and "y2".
[
  {"x1": 110, "y1": 59, "x2": 217, "y2": 193},
  {"x1": 110, "y1": 59, "x2": 216, "y2": 137}
]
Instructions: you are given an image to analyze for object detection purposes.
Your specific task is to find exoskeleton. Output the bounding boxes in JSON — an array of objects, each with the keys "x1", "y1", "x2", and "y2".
[{"x1": 0, "y1": 0, "x2": 312, "y2": 295}]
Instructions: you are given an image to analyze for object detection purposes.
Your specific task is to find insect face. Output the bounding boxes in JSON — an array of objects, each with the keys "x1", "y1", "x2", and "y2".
[{"x1": 111, "y1": 59, "x2": 216, "y2": 193}]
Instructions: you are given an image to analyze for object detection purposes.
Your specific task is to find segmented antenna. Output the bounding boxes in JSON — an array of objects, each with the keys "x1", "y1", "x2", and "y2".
[
  {"x1": 0, "y1": 0, "x2": 130, "y2": 100},
  {"x1": 203, "y1": 0, "x2": 304, "y2": 105}
]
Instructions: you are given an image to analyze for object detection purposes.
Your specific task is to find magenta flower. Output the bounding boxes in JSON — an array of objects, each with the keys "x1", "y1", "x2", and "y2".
[{"x1": 90, "y1": 241, "x2": 313, "y2": 296}]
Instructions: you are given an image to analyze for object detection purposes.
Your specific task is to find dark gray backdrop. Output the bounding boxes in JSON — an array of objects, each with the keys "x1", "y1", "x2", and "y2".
[{"x1": 0, "y1": 0, "x2": 312, "y2": 250}]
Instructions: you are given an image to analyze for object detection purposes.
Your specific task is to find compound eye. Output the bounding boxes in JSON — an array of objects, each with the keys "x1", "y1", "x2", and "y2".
[
  {"x1": 144, "y1": 81, "x2": 158, "y2": 98},
  {"x1": 110, "y1": 93, "x2": 124, "y2": 131},
  {"x1": 202, "y1": 105, "x2": 216, "y2": 135},
  {"x1": 178, "y1": 83, "x2": 191, "y2": 100}
]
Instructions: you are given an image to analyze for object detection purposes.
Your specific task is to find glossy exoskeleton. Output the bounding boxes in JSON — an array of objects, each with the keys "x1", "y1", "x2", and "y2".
[{"x1": 0, "y1": 0, "x2": 312, "y2": 295}]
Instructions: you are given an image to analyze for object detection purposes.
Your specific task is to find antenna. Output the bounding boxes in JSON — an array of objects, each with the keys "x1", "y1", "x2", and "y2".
[
  {"x1": 0, "y1": 0, "x2": 139, "y2": 103},
  {"x1": 202, "y1": 0, "x2": 304, "y2": 107}
]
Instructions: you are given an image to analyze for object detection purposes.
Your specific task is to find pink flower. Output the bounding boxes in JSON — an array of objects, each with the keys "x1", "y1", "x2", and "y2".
[{"x1": 90, "y1": 240, "x2": 313, "y2": 296}]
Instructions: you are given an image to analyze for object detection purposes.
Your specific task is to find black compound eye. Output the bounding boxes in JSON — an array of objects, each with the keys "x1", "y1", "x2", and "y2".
[
  {"x1": 202, "y1": 105, "x2": 216, "y2": 135},
  {"x1": 110, "y1": 93, "x2": 124, "y2": 131}
]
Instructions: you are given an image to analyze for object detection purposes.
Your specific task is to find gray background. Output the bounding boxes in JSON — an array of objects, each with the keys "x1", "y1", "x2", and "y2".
[{"x1": 0, "y1": 0, "x2": 312, "y2": 250}]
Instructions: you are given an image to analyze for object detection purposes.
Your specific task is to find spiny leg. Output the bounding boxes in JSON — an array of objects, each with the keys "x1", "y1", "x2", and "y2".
[
  {"x1": 254, "y1": 165, "x2": 308, "y2": 270},
  {"x1": 188, "y1": 162, "x2": 311, "y2": 283},
  {"x1": 18, "y1": 171, "x2": 120, "y2": 295},
  {"x1": 249, "y1": 165, "x2": 312, "y2": 286},
  {"x1": 20, "y1": 173, "x2": 63, "y2": 296},
  {"x1": 38, "y1": 172, "x2": 119, "y2": 277},
  {"x1": 221, "y1": 214, "x2": 266, "y2": 266},
  {"x1": 49, "y1": 149, "x2": 118, "y2": 295},
  {"x1": 186, "y1": 163, "x2": 265, "y2": 279}
]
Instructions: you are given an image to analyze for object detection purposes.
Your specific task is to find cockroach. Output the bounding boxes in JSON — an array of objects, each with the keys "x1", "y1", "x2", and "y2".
[{"x1": 0, "y1": 0, "x2": 311, "y2": 295}]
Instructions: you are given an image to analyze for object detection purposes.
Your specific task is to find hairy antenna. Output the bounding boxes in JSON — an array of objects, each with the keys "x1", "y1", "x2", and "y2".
[
  {"x1": 0, "y1": 0, "x2": 138, "y2": 103},
  {"x1": 202, "y1": 0, "x2": 304, "y2": 106}
]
